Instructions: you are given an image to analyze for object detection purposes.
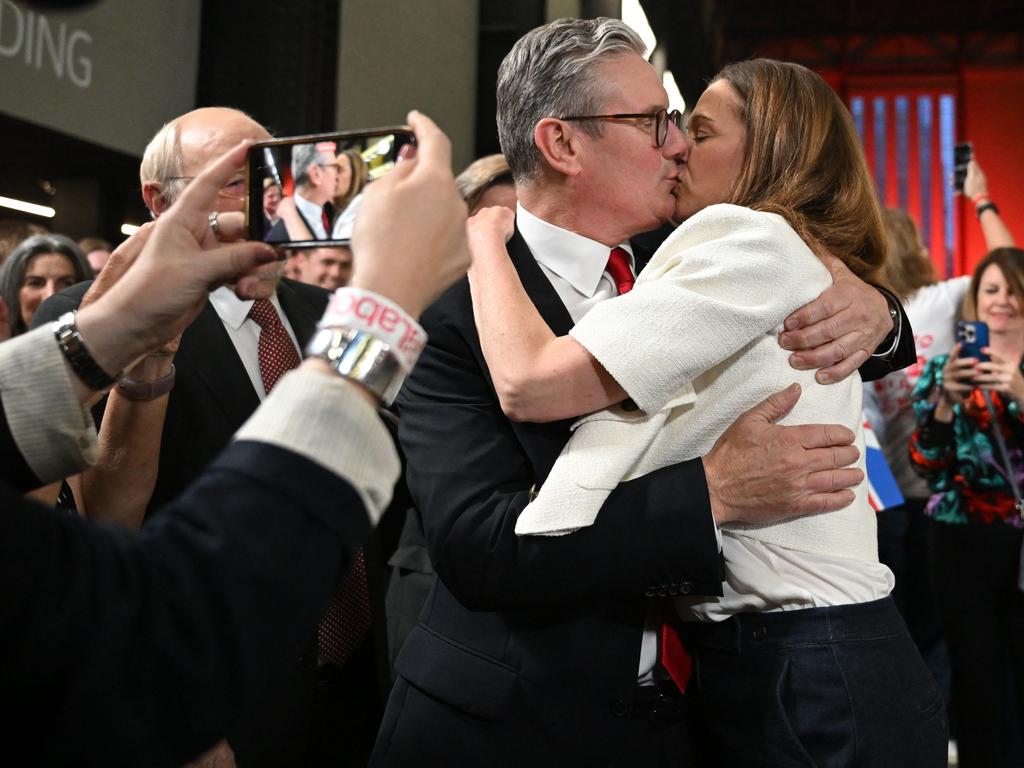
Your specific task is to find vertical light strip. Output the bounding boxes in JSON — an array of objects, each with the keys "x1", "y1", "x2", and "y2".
[
  {"x1": 873, "y1": 97, "x2": 888, "y2": 202},
  {"x1": 917, "y1": 95, "x2": 933, "y2": 251},
  {"x1": 850, "y1": 96, "x2": 866, "y2": 142},
  {"x1": 895, "y1": 95, "x2": 910, "y2": 210},
  {"x1": 939, "y1": 94, "x2": 956, "y2": 276}
]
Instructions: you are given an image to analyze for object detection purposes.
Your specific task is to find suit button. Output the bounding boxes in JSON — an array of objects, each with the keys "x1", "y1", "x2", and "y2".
[
  {"x1": 611, "y1": 699, "x2": 629, "y2": 717},
  {"x1": 752, "y1": 626, "x2": 767, "y2": 641},
  {"x1": 643, "y1": 588, "x2": 655, "y2": 598},
  {"x1": 678, "y1": 582, "x2": 694, "y2": 595},
  {"x1": 656, "y1": 587, "x2": 669, "y2": 598},
  {"x1": 668, "y1": 585, "x2": 680, "y2": 597}
]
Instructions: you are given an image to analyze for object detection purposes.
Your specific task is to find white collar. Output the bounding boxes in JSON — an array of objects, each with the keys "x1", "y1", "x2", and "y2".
[
  {"x1": 293, "y1": 191, "x2": 324, "y2": 228},
  {"x1": 209, "y1": 285, "x2": 287, "y2": 330},
  {"x1": 516, "y1": 202, "x2": 634, "y2": 297}
]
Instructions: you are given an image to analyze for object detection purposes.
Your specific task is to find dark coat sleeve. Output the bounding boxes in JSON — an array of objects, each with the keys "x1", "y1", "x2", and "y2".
[
  {"x1": 0, "y1": 440, "x2": 371, "y2": 768},
  {"x1": 0, "y1": 393, "x2": 44, "y2": 491},
  {"x1": 396, "y1": 281, "x2": 723, "y2": 613},
  {"x1": 859, "y1": 299, "x2": 916, "y2": 382}
]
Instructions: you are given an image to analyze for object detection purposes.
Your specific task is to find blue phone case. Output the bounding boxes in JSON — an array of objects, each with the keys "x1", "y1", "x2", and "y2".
[{"x1": 956, "y1": 321, "x2": 990, "y2": 362}]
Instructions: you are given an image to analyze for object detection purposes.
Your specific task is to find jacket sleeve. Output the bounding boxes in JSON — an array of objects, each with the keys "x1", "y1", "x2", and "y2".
[
  {"x1": 860, "y1": 294, "x2": 916, "y2": 382},
  {"x1": 0, "y1": 441, "x2": 371, "y2": 768},
  {"x1": 396, "y1": 282, "x2": 723, "y2": 612}
]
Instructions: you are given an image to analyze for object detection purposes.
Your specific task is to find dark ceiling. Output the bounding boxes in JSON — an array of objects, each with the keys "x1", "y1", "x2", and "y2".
[{"x1": 644, "y1": 0, "x2": 1024, "y2": 107}]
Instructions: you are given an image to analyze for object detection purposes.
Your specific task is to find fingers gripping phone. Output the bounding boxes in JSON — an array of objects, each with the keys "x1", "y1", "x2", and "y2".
[
  {"x1": 956, "y1": 320, "x2": 989, "y2": 362},
  {"x1": 246, "y1": 127, "x2": 416, "y2": 249}
]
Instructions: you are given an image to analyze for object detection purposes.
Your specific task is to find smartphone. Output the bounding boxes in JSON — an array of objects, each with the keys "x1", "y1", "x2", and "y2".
[
  {"x1": 956, "y1": 320, "x2": 989, "y2": 362},
  {"x1": 246, "y1": 127, "x2": 415, "y2": 249},
  {"x1": 953, "y1": 142, "x2": 973, "y2": 193}
]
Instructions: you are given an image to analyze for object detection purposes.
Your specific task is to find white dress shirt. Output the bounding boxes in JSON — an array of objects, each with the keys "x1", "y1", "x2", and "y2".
[
  {"x1": 208, "y1": 287, "x2": 302, "y2": 400},
  {"x1": 293, "y1": 191, "x2": 328, "y2": 240}
]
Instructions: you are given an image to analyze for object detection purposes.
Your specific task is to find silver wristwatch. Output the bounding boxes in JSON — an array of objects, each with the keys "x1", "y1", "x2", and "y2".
[
  {"x1": 52, "y1": 311, "x2": 121, "y2": 391},
  {"x1": 305, "y1": 326, "x2": 406, "y2": 405}
]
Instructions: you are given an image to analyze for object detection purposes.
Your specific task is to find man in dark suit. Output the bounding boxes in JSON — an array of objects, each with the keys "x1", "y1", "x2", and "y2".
[
  {"x1": 34, "y1": 107, "x2": 387, "y2": 768},
  {"x1": 371, "y1": 18, "x2": 913, "y2": 767}
]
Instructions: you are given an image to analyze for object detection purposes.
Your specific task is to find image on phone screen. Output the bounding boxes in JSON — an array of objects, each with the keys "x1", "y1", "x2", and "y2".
[{"x1": 247, "y1": 128, "x2": 415, "y2": 249}]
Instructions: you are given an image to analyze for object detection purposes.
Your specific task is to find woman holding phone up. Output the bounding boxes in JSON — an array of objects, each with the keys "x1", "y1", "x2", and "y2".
[
  {"x1": 467, "y1": 58, "x2": 945, "y2": 767},
  {"x1": 910, "y1": 247, "x2": 1024, "y2": 768}
]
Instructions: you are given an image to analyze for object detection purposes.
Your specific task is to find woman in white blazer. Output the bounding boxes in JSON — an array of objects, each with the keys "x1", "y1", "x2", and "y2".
[{"x1": 465, "y1": 59, "x2": 946, "y2": 767}]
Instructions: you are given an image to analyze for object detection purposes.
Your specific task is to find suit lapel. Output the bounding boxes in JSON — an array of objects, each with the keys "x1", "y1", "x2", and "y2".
[
  {"x1": 502, "y1": 226, "x2": 579, "y2": 481},
  {"x1": 176, "y1": 302, "x2": 261, "y2": 428},
  {"x1": 277, "y1": 278, "x2": 325, "y2": 349},
  {"x1": 507, "y1": 228, "x2": 574, "y2": 336}
]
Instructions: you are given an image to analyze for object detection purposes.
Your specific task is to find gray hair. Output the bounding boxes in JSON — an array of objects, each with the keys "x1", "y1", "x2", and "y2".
[
  {"x1": 0, "y1": 234, "x2": 91, "y2": 336},
  {"x1": 291, "y1": 143, "x2": 333, "y2": 188},
  {"x1": 496, "y1": 17, "x2": 646, "y2": 185},
  {"x1": 139, "y1": 118, "x2": 186, "y2": 212}
]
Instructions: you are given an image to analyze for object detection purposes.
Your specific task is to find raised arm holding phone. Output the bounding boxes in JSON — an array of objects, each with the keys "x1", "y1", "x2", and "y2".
[{"x1": 0, "y1": 111, "x2": 470, "y2": 768}]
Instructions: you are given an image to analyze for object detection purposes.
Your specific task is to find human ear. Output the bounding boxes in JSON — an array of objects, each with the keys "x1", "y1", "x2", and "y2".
[{"x1": 533, "y1": 118, "x2": 583, "y2": 177}]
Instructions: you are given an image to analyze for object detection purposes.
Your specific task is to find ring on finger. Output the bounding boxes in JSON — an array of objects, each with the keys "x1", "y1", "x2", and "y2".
[{"x1": 208, "y1": 211, "x2": 220, "y2": 237}]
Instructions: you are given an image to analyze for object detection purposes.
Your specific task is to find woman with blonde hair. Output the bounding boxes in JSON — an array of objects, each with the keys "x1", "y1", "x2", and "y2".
[{"x1": 468, "y1": 58, "x2": 946, "y2": 766}]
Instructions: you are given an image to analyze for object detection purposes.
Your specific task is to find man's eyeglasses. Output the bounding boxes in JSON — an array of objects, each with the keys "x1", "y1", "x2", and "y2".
[
  {"x1": 166, "y1": 176, "x2": 246, "y2": 199},
  {"x1": 557, "y1": 107, "x2": 683, "y2": 148}
]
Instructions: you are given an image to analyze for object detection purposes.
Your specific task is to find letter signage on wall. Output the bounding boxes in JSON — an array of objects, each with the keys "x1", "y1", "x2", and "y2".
[{"x1": 0, "y1": 0, "x2": 200, "y2": 154}]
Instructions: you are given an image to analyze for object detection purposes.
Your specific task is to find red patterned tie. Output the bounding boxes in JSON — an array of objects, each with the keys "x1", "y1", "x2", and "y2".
[
  {"x1": 606, "y1": 247, "x2": 635, "y2": 295},
  {"x1": 248, "y1": 299, "x2": 371, "y2": 666},
  {"x1": 248, "y1": 299, "x2": 301, "y2": 392}
]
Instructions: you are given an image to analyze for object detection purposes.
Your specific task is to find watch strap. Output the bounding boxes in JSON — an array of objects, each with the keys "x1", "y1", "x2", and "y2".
[
  {"x1": 306, "y1": 326, "x2": 406, "y2": 405},
  {"x1": 52, "y1": 311, "x2": 121, "y2": 391},
  {"x1": 116, "y1": 365, "x2": 176, "y2": 401}
]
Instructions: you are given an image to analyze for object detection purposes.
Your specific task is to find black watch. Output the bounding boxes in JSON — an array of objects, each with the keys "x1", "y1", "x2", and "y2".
[{"x1": 52, "y1": 311, "x2": 121, "y2": 391}]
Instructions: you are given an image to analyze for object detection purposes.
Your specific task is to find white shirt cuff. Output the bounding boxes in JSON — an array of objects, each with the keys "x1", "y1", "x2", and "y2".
[
  {"x1": 0, "y1": 326, "x2": 97, "y2": 483},
  {"x1": 233, "y1": 367, "x2": 400, "y2": 525}
]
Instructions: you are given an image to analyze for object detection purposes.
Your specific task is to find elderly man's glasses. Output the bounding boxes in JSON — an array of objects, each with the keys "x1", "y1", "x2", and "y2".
[
  {"x1": 557, "y1": 107, "x2": 683, "y2": 148},
  {"x1": 166, "y1": 176, "x2": 247, "y2": 199}
]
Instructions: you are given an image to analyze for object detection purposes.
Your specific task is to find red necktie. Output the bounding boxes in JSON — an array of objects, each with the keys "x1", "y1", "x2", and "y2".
[
  {"x1": 321, "y1": 207, "x2": 331, "y2": 234},
  {"x1": 660, "y1": 611, "x2": 693, "y2": 694},
  {"x1": 606, "y1": 247, "x2": 635, "y2": 295},
  {"x1": 248, "y1": 299, "x2": 301, "y2": 392},
  {"x1": 248, "y1": 299, "x2": 371, "y2": 666}
]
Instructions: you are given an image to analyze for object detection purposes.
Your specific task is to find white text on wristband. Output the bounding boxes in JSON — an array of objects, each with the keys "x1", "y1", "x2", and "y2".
[{"x1": 318, "y1": 288, "x2": 426, "y2": 372}]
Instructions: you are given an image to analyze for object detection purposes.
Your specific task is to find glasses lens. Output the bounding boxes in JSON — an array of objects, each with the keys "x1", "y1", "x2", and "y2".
[{"x1": 655, "y1": 109, "x2": 668, "y2": 147}]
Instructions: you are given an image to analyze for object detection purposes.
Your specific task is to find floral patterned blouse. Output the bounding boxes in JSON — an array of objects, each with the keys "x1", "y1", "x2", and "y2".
[{"x1": 909, "y1": 354, "x2": 1024, "y2": 528}]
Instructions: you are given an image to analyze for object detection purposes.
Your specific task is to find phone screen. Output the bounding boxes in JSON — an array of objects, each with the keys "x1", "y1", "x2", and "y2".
[
  {"x1": 956, "y1": 320, "x2": 989, "y2": 362},
  {"x1": 247, "y1": 128, "x2": 415, "y2": 248}
]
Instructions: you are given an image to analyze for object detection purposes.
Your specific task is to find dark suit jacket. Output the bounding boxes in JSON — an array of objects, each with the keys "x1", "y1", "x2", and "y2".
[
  {"x1": 32, "y1": 278, "x2": 395, "y2": 766},
  {"x1": 0, "y1": 422, "x2": 371, "y2": 768},
  {"x1": 375, "y1": 230, "x2": 724, "y2": 766}
]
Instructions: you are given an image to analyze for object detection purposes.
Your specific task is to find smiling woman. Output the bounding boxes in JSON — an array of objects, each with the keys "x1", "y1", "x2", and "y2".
[
  {"x1": 0, "y1": 233, "x2": 90, "y2": 338},
  {"x1": 909, "y1": 246, "x2": 1024, "y2": 766}
]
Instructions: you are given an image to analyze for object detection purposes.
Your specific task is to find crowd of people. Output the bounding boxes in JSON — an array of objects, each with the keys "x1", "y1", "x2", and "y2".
[{"x1": 1, "y1": 14, "x2": 1021, "y2": 768}]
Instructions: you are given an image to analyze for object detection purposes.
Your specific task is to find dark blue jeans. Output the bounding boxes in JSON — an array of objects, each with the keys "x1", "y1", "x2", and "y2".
[{"x1": 686, "y1": 596, "x2": 948, "y2": 767}]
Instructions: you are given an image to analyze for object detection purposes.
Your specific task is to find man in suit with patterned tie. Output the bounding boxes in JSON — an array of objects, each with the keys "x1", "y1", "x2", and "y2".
[
  {"x1": 33, "y1": 107, "x2": 386, "y2": 768},
  {"x1": 371, "y1": 18, "x2": 913, "y2": 767}
]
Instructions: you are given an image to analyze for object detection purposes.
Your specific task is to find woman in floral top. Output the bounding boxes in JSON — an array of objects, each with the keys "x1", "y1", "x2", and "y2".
[{"x1": 910, "y1": 246, "x2": 1024, "y2": 768}]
